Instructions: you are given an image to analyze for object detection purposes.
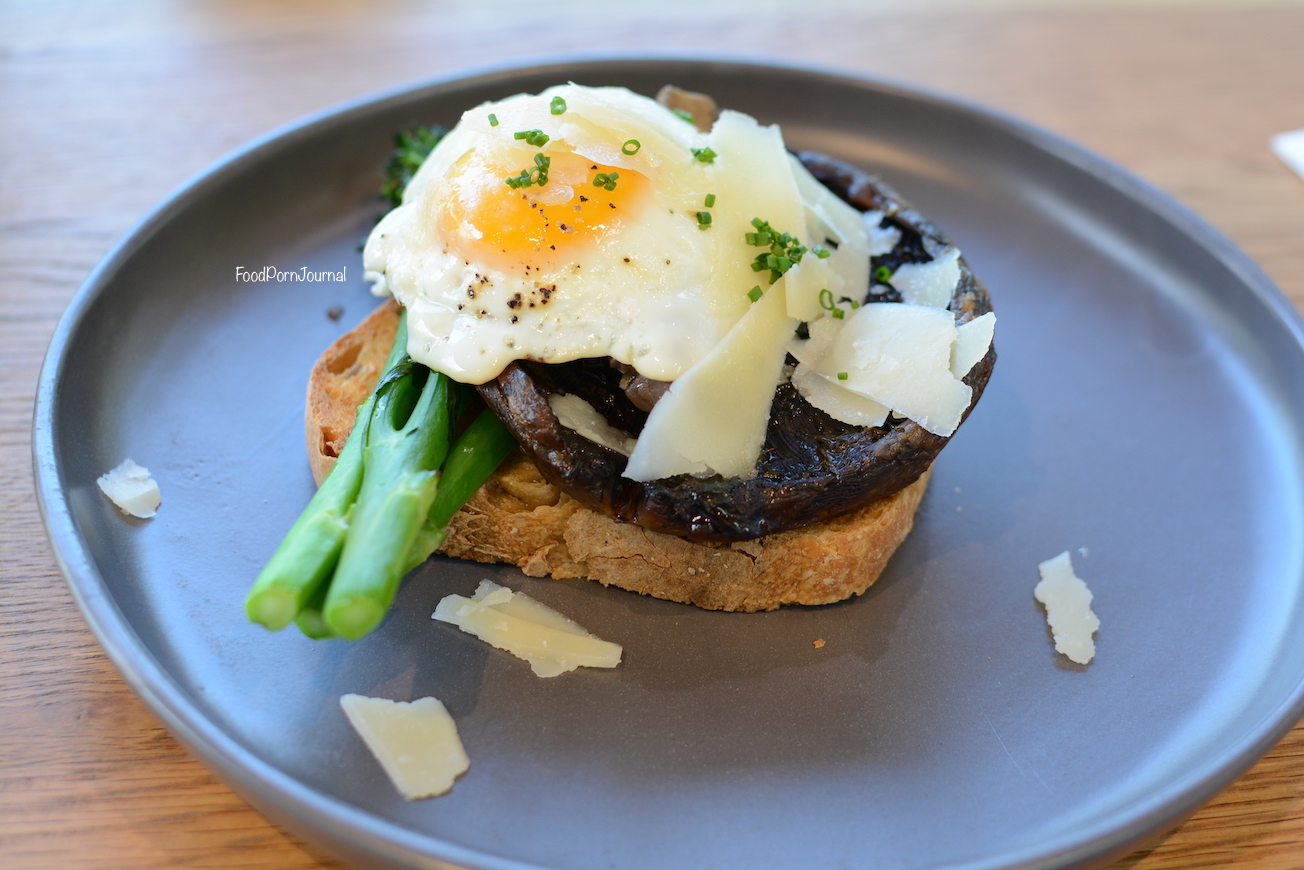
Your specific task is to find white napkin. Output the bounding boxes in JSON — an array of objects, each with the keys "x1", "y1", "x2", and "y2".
[{"x1": 1271, "y1": 129, "x2": 1304, "y2": 181}]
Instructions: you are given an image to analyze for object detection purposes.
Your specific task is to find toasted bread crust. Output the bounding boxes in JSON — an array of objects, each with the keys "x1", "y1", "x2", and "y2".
[
  {"x1": 306, "y1": 302, "x2": 928, "y2": 611},
  {"x1": 305, "y1": 298, "x2": 401, "y2": 486}
]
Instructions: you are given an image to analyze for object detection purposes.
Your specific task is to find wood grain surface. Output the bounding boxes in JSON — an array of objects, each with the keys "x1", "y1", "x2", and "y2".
[{"x1": 4, "y1": 1, "x2": 1304, "y2": 868}]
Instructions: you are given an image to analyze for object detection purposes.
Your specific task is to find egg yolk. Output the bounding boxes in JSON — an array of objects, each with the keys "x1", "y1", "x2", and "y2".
[{"x1": 434, "y1": 148, "x2": 650, "y2": 274}]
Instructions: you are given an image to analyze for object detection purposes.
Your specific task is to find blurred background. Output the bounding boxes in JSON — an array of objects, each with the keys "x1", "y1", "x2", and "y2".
[{"x1": 3, "y1": 1, "x2": 1303, "y2": 869}]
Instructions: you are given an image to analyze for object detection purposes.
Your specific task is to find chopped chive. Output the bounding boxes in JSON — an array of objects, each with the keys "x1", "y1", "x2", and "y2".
[
  {"x1": 514, "y1": 129, "x2": 550, "y2": 147},
  {"x1": 505, "y1": 153, "x2": 552, "y2": 189},
  {"x1": 874, "y1": 265, "x2": 894, "y2": 284},
  {"x1": 832, "y1": 308, "x2": 845, "y2": 319},
  {"x1": 672, "y1": 108, "x2": 695, "y2": 123},
  {"x1": 747, "y1": 285, "x2": 764, "y2": 302},
  {"x1": 488, "y1": 113, "x2": 499, "y2": 127},
  {"x1": 550, "y1": 96, "x2": 567, "y2": 115},
  {"x1": 819, "y1": 288, "x2": 835, "y2": 310},
  {"x1": 814, "y1": 247, "x2": 830, "y2": 259},
  {"x1": 622, "y1": 139, "x2": 641, "y2": 155},
  {"x1": 746, "y1": 217, "x2": 823, "y2": 284},
  {"x1": 690, "y1": 146, "x2": 717, "y2": 164},
  {"x1": 696, "y1": 211, "x2": 712, "y2": 229},
  {"x1": 704, "y1": 193, "x2": 716, "y2": 207},
  {"x1": 837, "y1": 372, "x2": 849, "y2": 380}
]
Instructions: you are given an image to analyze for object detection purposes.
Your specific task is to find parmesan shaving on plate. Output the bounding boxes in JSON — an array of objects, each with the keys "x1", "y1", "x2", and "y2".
[
  {"x1": 97, "y1": 458, "x2": 161, "y2": 518},
  {"x1": 1034, "y1": 551, "x2": 1099, "y2": 665},
  {"x1": 433, "y1": 580, "x2": 622, "y2": 677},
  {"x1": 339, "y1": 694, "x2": 469, "y2": 800}
]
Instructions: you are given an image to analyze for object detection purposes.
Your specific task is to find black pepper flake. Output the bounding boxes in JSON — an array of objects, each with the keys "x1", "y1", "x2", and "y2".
[
  {"x1": 510, "y1": 315, "x2": 519, "y2": 323},
  {"x1": 467, "y1": 287, "x2": 476, "y2": 298},
  {"x1": 507, "y1": 293, "x2": 522, "y2": 309},
  {"x1": 579, "y1": 195, "x2": 589, "y2": 203},
  {"x1": 623, "y1": 257, "x2": 630, "y2": 263},
  {"x1": 559, "y1": 222, "x2": 569, "y2": 232},
  {"x1": 608, "y1": 202, "x2": 616, "y2": 209}
]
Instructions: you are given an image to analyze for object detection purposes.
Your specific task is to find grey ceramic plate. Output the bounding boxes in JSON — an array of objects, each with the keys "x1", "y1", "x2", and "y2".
[{"x1": 34, "y1": 56, "x2": 1304, "y2": 870}]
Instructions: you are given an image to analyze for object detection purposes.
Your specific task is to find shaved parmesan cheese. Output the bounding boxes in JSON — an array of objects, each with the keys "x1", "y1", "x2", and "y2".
[
  {"x1": 708, "y1": 109, "x2": 808, "y2": 323},
  {"x1": 951, "y1": 312, "x2": 996, "y2": 378},
  {"x1": 548, "y1": 393, "x2": 638, "y2": 456},
  {"x1": 862, "y1": 211, "x2": 902, "y2": 257},
  {"x1": 97, "y1": 459, "x2": 161, "y2": 518},
  {"x1": 824, "y1": 303, "x2": 972, "y2": 437},
  {"x1": 890, "y1": 248, "x2": 961, "y2": 308},
  {"x1": 786, "y1": 314, "x2": 840, "y2": 368},
  {"x1": 433, "y1": 580, "x2": 622, "y2": 677},
  {"x1": 339, "y1": 694, "x2": 469, "y2": 800},
  {"x1": 790, "y1": 364, "x2": 889, "y2": 427},
  {"x1": 787, "y1": 258, "x2": 993, "y2": 438},
  {"x1": 1034, "y1": 551, "x2": 1099, "y2": 665},
  {"x1": 787, "y1": 153, "x2": 870, "y2": 321},
  {"x1": 623, "y1": 280, "x2": 796, "y2": 481}
]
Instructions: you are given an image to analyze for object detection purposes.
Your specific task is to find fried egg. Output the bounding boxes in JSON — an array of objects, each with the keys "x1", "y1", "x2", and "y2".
[{"x1": 363, "y1": 84, "x2": 870, "y2": 388}]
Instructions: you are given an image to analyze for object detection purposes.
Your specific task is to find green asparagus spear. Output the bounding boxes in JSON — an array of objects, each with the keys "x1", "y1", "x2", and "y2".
[
  {"x1": 292, "y1": 579, "x2": 336, "y2": 640},
  {"x1": 322, "y1": 361, "x2": 454, "y2": 640},
  {"x1": 244, "y1": 314, "x2": 411, "y2": 630},
  {"x1": 403, "y1": 407, "x2": 517, "y2": 572},
  {"x1": 248, "y1": 121, "x2": 518, "y2": 640}
]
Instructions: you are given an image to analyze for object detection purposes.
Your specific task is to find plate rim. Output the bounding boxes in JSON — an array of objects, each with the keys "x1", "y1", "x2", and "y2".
[{"x1": 32, "y1": 50, "x2": 1304, "y2": 870}]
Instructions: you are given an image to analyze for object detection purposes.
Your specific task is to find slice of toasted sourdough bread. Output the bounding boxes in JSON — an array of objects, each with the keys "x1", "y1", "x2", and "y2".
[{"x1": 306, "y1": 299, "x2": 930, "y2": 612}]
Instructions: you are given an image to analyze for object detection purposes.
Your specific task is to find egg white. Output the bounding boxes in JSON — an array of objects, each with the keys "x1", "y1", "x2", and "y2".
[{"x1": 364, "y1": 84, "x2": 869, "y2": 388}]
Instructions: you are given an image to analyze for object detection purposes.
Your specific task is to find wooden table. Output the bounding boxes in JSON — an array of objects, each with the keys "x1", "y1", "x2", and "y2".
[{"x1": 4, "y1": 1, "x2": 1303, "y2": 867}]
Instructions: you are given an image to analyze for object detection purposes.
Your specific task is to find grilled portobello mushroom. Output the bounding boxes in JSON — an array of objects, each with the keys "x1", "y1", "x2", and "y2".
[{"x1": 476, "y1": 151, "x2": 995, "y2": 543}]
